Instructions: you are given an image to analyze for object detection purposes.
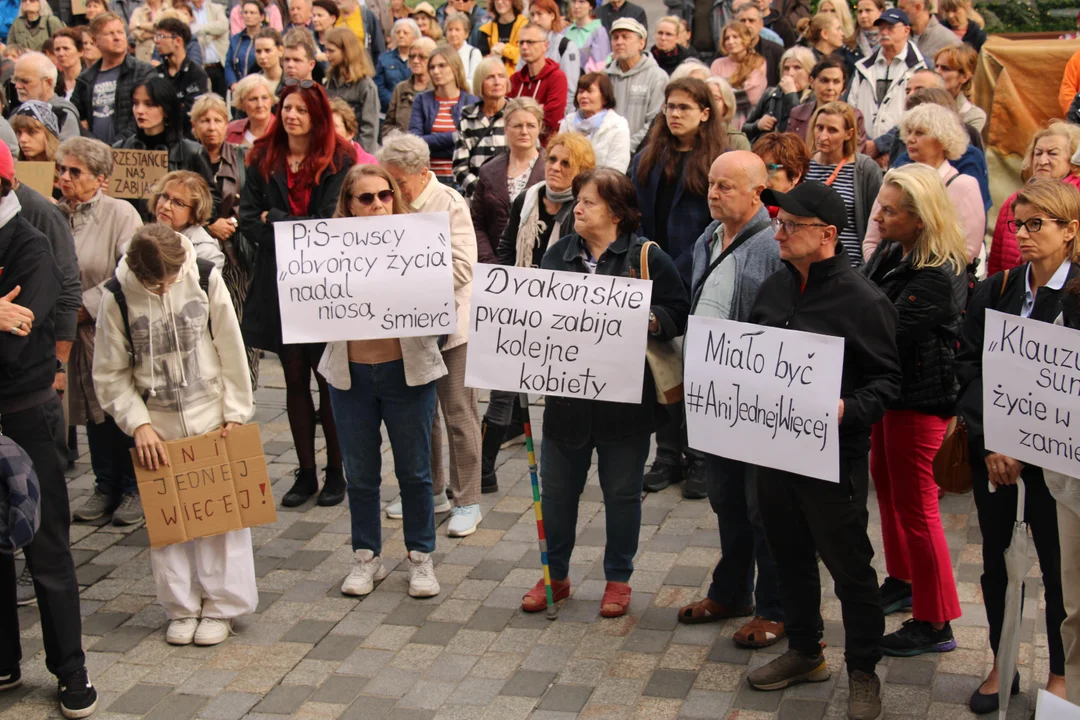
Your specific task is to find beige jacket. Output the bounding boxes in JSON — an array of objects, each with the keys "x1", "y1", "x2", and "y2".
[
  {"x1": 320, "y1": 339, "x2": 447, "y2": 390},
  {"x1": 130, "y1": 3, "x2": 169, "y2": 63},
  {"x1": 191, "y1": 0, "x2": 230, "y2": 66},
  {"x1": 68, "y1": 191, "x2": 144, "y2": 321},
  {"x1": 410, "y1": 172, "x2": 477, "y2": 352}
]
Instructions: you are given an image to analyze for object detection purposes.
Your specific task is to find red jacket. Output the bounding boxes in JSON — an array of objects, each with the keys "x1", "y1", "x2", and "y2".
[
  {"x1": 989, "y1": 173, "x2": 1080, "y2": 276},
  {"x1": 509, "y1": 58, "x2": 567, "y2": 146}
]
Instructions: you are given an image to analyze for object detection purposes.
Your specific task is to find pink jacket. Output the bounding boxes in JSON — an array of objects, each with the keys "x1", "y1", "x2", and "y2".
[
  {"x1": 989, "y1": 173, "x2": 1080, "y2": 275},
  {"x1": 230, "y1": 3, "x2": 283, "y2": 34},
  {"x1": 709, "y1": 56, "x2": 767, "y2": 128}
]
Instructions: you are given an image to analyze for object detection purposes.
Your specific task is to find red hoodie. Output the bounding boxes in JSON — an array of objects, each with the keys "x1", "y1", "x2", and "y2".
[{"x1": 509, "y1": 58, "x2": 567, "y2": 147}]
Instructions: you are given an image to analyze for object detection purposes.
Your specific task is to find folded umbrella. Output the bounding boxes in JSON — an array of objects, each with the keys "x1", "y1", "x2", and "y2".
[{"x1": 999, "y1": 477, "x2": 1033, "y2": 720}]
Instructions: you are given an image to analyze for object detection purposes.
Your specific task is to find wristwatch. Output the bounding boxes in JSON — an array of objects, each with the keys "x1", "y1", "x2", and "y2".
[{"x1": 648, "y1": 311, "x2": 659, "y2": 336}]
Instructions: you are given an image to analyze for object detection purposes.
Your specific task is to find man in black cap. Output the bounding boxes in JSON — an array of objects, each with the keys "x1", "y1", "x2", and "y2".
[{"x1": 744, "y1": 180, "x2": 901, "y2": 720}]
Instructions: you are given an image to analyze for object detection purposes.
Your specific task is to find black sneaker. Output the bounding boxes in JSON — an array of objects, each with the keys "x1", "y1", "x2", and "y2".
[
  {"x1": 879, "y1": 576, "x2": 912, "y2": 615},
  {"x1": 58, "y1": 667, "x2": 97, "y2": 719},
  {"x1": 643, "y1": 459, "x2": 681, "y2": 492},
  {"x1": 0, "y1": 666, "x2": 21, "y2": 692},
  {"x1": 881, "y1": 619, "x2": 957, "y2": 657},
  {"x1": 281, "y1": 468, "x2": 318, "y2": 508},
  {"x1": 317, "y1": 467, "x2": 346, "y2": 506},
  {"x1": 682, "y1": 458, "x2": 708, "y2": 499}
]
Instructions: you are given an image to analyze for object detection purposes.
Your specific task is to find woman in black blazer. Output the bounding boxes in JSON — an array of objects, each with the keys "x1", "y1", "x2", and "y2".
[
  {"x1": 957, "y1": 179, "x2": 1079, "y2": 714},
  {"x1": 239, "y1": 79, "x2": 357, "y2": 510}
]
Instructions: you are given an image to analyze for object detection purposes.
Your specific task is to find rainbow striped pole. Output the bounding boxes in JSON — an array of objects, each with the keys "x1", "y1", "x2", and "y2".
[{"x1": 519, "y1": 393, "x2": 557, "y2": 620}]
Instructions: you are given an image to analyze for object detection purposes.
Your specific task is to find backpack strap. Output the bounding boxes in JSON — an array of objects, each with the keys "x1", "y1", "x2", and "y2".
[
  {"x1": 103, "y1": 275, "x2": 132, "y2": 348},
  {"x1": 559, "y1": 36, "x2": 570, "y2": 56},
  {"x1": 196, "y1": 257, "x2": 215, "y2": 339}
]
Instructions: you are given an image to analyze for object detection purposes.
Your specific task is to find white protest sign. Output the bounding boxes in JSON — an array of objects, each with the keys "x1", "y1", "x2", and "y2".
[
  {"x1": 983, "y1": 309, "x2": 1080, "y2": 478},
  {"x1": 1035, "y1": 689, "x2": 1080, "y2": 719},
  {"x1": 274, "y1": 212, "x2": 456, "y2": 344},
  {"x1": 465, "y1": 263, "x2": 652, "y2": 403},
  {"x1": 683, "y1": 316, "x2": 844, "y2": 482}
]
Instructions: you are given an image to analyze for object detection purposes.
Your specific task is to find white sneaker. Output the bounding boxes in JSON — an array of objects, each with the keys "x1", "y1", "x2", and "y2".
[
  {"x1": 386, "y1": 490, "x2": 451, "y2": 519},
  {"x1": 193, "y1": 617, "x2": 233, "y2": 646},
  {"x1": 385, "y1": 498, "x2": 403, "y2": 519},
  {"x1": 407, "y1": 550, "x2": 440, "y2": 597},
  {"x1": 447, "y1": 504, "x2": 482, "y2": 537},
  {"x1": 165, "y1": 617, "x2": 199, "y2": 645},
  {"x1": 341, "y1": 549, "x2": 388, "y2": 596}
]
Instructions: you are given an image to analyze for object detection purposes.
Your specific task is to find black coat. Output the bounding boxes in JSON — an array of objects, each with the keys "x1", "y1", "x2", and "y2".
[
  {"x1": 470, "y1": 152, "x2": 544, "y2": 264},
  {"x1": 749, "y1": 244, "x2": 901, "y2": 460},
  {"x1": 539, "y1": 232, "x2": 689, "y2": 447},
  {"x1": 237, "y1": 149, "x2": 356, "y2": 352},
  {"x1": 114, "y1": 133, "x2": 222, "y2": 222},
  {"x1": 742, "y1": 86, "x2": 803, "y2": 142},
  {"x1": 863, "y1": 241, "x2": 966, "y2": 415},
  {"x1": 71, "y1": 55, "x2": 156, "y2": 143}
]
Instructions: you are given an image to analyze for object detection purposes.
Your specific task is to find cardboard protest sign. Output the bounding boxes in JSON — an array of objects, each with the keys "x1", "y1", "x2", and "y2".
[
  {"x1": 983, "y1": 309, "x2": 1080, "y2": 478},
  {"x1": 72, "y1": 0, "x2": 86, "y2": 13},
  {"x1": 107, "y1": 149, "x2": 168, "y2": 199},
  {"x1": 15, "y1": 161, "x2": 54, "y2": 198},
  {"x1": 683, "y1": 316, "x2": 845, "y2": 483},
  {"x1": 465, "y1": 263, "x2": 652, "y2": 403},
  {"x1": 132, "y1": 423, "x2": 276, "y2": 548},
  {"x1": 274, "y1": 212, "x2": 456, "y2": 344}
]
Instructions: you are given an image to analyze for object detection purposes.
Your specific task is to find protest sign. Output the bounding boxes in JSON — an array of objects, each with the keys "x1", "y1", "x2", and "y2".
[
  {"x1": 465, "y1": 263, "x2": 652, "y2": 403},
  {"x1": 72, "y1": 0, "x2": 86, "y2": 13},
  {"x1": 1036, "y1": 689, "x2": 1080, "y2": 719},
  {"x1": 683, "y1": 316, "x2": 844, "y2": 483},
  {"x1": 983, "y1": 309, "x2": 1080, "y2": 478},
  {"x1": 132, "y1": 424, "x2": 276, "y2": 548},
  {"x1": 274, "y1": 212, "x2": 456, "y2": 344},
  {"x1": 107, "y1": 149, "x2": 168, "y2": 199},
  {"x1": 15, "y1": 161, "x2": 54, "y2": 198}
]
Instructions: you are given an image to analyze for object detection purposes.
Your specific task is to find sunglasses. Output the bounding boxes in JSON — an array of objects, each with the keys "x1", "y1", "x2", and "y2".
[
  {"x1": 283, "y1": 78, "x2": 316, "y2": 89},
  {"x1": 352, "y1": 189, "x2": 394, "y2": 206},
  {"x1": 55, "y1": 163, "x2": 85, "y2": 179}
]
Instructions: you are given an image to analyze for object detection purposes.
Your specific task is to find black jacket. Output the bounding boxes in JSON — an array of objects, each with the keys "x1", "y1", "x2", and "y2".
[
  {"x1": 114, "y1": 132, "x2": 221, "y2": 222},
  {"x1": 470, "y1": 152, "x2": 544, "y2": 264},
  {"x1": 742, "y1": 85, "x2": 803, "y2": 142},
  {"x1": 71, "y1": 55, "x2": 156, "y2": 143},
  {"x1": 238, "y1": 148, "x2": 356, "y2": 352},
  {"x1": 749, "y1": 245, "x2": 901, "y2": 459},
  {"x1": 957, "y1": 263, "x2": 1080, "y2": 456},
  {"x1": 156, "y1": 58, "x2": 210, "y2": 139},
  {"x1": 863, "y1": 241, "x2": 966, "y2": 415},
  {"x1": 0, "y1": 210, "x2": 61, "y2": 413},
  {"x1": 650, "y1": 44, "x2": 697, "y2": 75},
  {"x1": 539, "y1": 232, "x2": 689, "y2": 447}
]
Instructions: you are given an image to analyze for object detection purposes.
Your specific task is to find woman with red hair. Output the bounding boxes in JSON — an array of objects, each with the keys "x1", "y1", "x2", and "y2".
[{"x1": 238, "y1": 79, "x2": 358, "y2": 509}]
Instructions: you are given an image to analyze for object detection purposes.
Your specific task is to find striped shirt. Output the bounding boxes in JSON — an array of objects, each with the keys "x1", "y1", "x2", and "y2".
[
  {"x1": 452, "y1": 101, "x2": 508, "y2": 198},
  {"x1": 430, "y1": 97, "x2": 458, "y2": 179},
  {"x1": 807, "y1": 160, "x2": 861, "y2": 268}
]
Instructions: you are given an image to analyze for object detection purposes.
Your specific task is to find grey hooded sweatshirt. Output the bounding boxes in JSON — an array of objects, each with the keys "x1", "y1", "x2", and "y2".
[{"x1": 605, "y1": 52, "x2": 669, "y2": 154}]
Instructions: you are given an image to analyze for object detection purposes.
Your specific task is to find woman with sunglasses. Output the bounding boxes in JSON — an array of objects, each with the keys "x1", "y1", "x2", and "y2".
[
  {"x1": 239, "y1": 79, "x2": 357, "y2": 509},
  {"x1": 321, "y1": 164, "x2": 447, "y2": 600}
]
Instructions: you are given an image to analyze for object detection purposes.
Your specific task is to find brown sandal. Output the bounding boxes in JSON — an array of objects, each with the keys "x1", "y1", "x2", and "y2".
[
  {"x1": 521, "y1": 578, "x2": 570, "y2": 612},
  {"x1": 677, "y1": 598, "x2": 755, "y2": 625},
  {"x1": 600, "y1": 581, "x2": 631, "y2": 618},
  {"x1": 733, "y1": 616, "x2": 786, "y2": 648}
]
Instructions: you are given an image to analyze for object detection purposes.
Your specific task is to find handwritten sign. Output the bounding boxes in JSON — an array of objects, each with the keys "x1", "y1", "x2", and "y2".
[
  {"x1": 274, "y1": 212, "x2": 456, "y2": 344},
  {"x1": 465, "y1": 263, "x2": 652, "y2": 403},
  {"x1": 107, "y1": 149, "x2": 168, "y2": 199},
  {"x1": 983, "y1": 309, "x2": 1080, "y2": 478},
  {"x1": 15, "y1": 161, "x2": 54, "y2": 198},
  {"x1": 1035, "y1": 689, "x2": 1080, "y2": 719},
  {"x1": 72, "y1": 0, "x2": 86, "y2": 14},
  {"x1": 683, "y1": 316, "x2": 845, "y2": 482},
  {"x1": 131, "y1": 423, "x2": 277, "y2": 547}
]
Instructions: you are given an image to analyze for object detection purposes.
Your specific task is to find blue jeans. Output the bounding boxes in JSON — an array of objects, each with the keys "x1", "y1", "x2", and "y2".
[
  {"x1": 87, "y1": 414, "x2": 137, "y2": 497},
  {"x1": 330, "y1": 360, "x2": 438, "y2": 555},
  {"x1": 705, "y1": 455, "x2": 782, "y2": 621},
  {"x1": 540, "y1": 432, "x2": 651, "y2": 583}
]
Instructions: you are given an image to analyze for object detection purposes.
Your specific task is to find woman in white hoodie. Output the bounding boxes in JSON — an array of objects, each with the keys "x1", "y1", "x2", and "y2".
[
  {"x1": 93, "y1": 224, "x2": 257, "y2": 648},
  {"x1": 557, "y1": 72, "x2": 631, "y2": 172}
]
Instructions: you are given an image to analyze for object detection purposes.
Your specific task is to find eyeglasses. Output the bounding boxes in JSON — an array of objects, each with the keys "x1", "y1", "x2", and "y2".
[
  {"x1": 283, "y1": 78, "x2": 315, "y2": 89},
  {"x1": 764, "y1": 163, "x2": 783, "y2": 175},
  {"x1": 1008, "y1": 218, "x2": 1065, "y2": 234},
  {"x1": 153, "y1": 32, "x2": 177, "y2": 40},
  {"x1": 408, "y1": 52, "x2": 428, "y2": 60},
  {"x1": 158, "y1": 192, "x2": 190, "y2": 210},
  {"x1": 55, "y1": 163, "x2": 84, "y2": 179},
  {"x1": 771, "y1": 218, "x2": 828, "y2": 234},
  {"x1": 352, "y1": 189, "x2": 394, "y2": 206},
  {"x1": 519, "y1": 39, "x2": 545, "y2": 46},
  {"x1": 663, "y1": 103, "x2": 701, "y2": 115}
]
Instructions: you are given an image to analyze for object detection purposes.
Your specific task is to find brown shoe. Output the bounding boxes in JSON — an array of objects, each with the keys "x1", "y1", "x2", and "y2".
[
  {"x1": 677, "y1": 597, "x2": 755, "y2": 625},
  {"x1": 733, "y1": 616, "x2": 785, "y2": 648}
]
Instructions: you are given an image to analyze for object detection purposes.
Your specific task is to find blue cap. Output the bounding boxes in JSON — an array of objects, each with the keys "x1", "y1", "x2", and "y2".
[{"x1": 874, "y1": 8, "x2": 910, "y2": 26}]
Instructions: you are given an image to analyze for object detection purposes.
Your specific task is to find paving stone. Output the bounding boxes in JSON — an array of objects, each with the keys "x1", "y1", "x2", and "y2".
[
  {"x1": 777, "y1": 698, "x2": 827, "y2": 720},
  {"x1": 447, "y1": 677, "x2": 506, "y2": 706},
  {"x1": 253, "y1": 556, "x2": 282, "y2": 578},
  {"x1": 732, "y1": 681, "x2": 783, "y2": 711},
  {"x1": 279, "y1": 550, "x2": 332, "y2": 570},
  {"x1": 81, "y1": 611, "x2": 131, "y2": 635},
  {"x1": 537, "y1": 684, "x2": 592, "y2": 712},
  {"x1": 411, "y1": 621, "x2": 461, "y2": 646},
  {"x1": 887, "y1": 658, "x2": 937, "y2": 686},
  {"x1": 397, "y1": 679, "x2": 457, "y2": 710},
  {"x1": 76, "y1": 563, "x2": 116, "y2": 585},
  {"x1": 195, "y1": 691, "x2": 259, "y2": 720},
  {"x1": 468, "y1": 561, "x2": 514, "y2": 582},
  {"x1": 679, "y1": 689, "x2": 733, "y2": 718},
  {"x1": 283, "y1": 619, "x2": 337, "y2": 644},
  {"x1": 500, "y1": 669, "x2": 556, "y2": 697},
  {"x1": 90, "y1": 625, "x2": 155, "y2": 653},
  {"x1": 664, "y1": 566, "x2": 710, "y2": 587},
  {"x1": 522, "y1": 644, "x2": 574, "y2": 673},
  {"x1": 340, "y1": 695, "x2": 398, "y2": 720},
  {"x1": 642, "y1": 669, "x2": 696, "y2": 699},
  {"x1": 464, "y1": 607, "x2": 514, "y2": 632},
  {"x1": 307, "y1": 633, "x2": 365, "y2": 661},
  {"x1": 931, "y1": 672, "x2": 984, "y2": 704},
  {"x1": 251, "y1": 684, "x2": 314, "y2": 714},
  {"x1": 143, "y1": 692, "x2": 207, "y2": 720},
  {"x1": 706, "y1": 638, "x2": 753, "y2": 665},
  {"x1": 637, "y1": 607, "x2": 679, "y2": 631},
  {"x1": 623, "y1": 629, "x2": 674, "y2": 654},
  {"x1": 480, "y1": 511, "x2": 524, "y2": 531},
  {"x1": 384, "y1": 601, "x2": 437, "y2": 627},
  {"x1": 108, "y1": 683, "x2": 173, "y2": 714},
  {"x1": 309, "y1": 675, "x2": 364, "y2": 705}
]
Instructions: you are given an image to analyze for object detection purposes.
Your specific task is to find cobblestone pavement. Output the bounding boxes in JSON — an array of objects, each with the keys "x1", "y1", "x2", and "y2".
[{"x1": 4, "y1": 356, "x2": 1051, "y2": 719}]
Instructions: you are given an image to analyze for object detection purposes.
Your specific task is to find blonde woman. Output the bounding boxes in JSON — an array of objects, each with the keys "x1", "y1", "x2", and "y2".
[
  {"x1": 7, "y1": 0, "x2": 63, "y2": 52},
  {"x1": 710, "y1": 23, "x2": 766, "y2": 127},
  {"x1": 863, "y1": 164, "x2": 968, "y2": 657},
  {"x1": 814, "y1": 0, "x2": 856, "y2": 42},
  {"x1": 408, "y1": 44, "x2": 478, "y2": 183},
  {"x1": 325, "y1": 26, "x2": 379, "y2": 153},
  {"x1": 226, "y1": 73, "x2": 277, "y2": 146},
  {"x1": 705, "y1": 76, "x2": 752, "y2": 151},
  {"x1": 452, "y1": 57, "x2": 510, "y2": 198},
  {"x1": 934, "y1": 44, "x2": 986, "y2": 132}
]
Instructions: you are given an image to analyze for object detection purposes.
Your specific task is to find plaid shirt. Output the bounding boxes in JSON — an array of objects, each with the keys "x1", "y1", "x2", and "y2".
[{"x1": 0, "y1": 435, "x2": 40, "y2": 553}]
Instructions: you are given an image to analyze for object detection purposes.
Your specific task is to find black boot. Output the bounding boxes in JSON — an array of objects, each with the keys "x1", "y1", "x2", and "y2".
[
  {"x1": 282, "y1": 468, "x2": 318, "y2": 508},
  {"x1": 682, "y1": 457, "x2": 708, "y2": 500},
  {"x1": 317, "y1": 467, "x2": 346, "y2": 506},
  {"x1": 481, "y1": 420, "x2": 506, "y2": 494},
  {"x1": 643, "y1": 457, "x2": 682, "y2": 492}
]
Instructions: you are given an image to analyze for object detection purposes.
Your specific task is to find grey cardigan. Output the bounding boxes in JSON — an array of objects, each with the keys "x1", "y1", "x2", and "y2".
[
  {"x1": 690, "y1": 206, "x2": 782, "y2": 322},
  {"x1": 851, "y1": 153, "x2": 884, "y2": 244}
]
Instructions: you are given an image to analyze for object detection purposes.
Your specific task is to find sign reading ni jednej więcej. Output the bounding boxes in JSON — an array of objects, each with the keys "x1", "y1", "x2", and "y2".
[
  {"x1": 274, "y1": 212, "x2": 456, "y2": 344},
  {"x1": 983, "y1": 309, "x2": 1080, "y2": 478},
  {"x1": 464, "y1": 263, "x2": 652, "y2": 403},
  {"x1": 683, "y1": 316, "x2": 845, "y2": 483}
]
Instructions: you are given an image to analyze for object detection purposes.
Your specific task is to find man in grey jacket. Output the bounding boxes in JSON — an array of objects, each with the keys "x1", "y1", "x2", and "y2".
[
  {"x1": 12, "y1": 53, "x2": 81, "y2": 141},
  {"x1": 605, "y1": 18, "x2": 668, "y2": 155},
  {"x1": 674, "y1": 152, "x2": 787, "y2": 647}
]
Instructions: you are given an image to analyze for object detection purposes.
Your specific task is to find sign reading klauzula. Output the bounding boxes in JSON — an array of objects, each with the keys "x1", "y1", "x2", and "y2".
[
  {"x1": 683, "y1": 316, "x2": 844, "y2": 483},
  {"x1": 983, "y1": 309, "x2": 1080, "y2": 477},
  {"x1": 273, "y1": 212, "x2": 456, "y2": 344},
  {"x1": 465, "y1": 264, "x2": 652, "y2": 403}
]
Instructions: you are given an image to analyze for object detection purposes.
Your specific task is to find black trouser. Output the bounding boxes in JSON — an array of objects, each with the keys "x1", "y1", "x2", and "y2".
[
  {"x1": 206, "y1": 63, "x2": 226, "y2": 100},
  {"x1": 757, "y1": 456, "x2": 883, "y2": 675},
  {"x1": 654, "y1": 401, "x2": 703, "y2": 466},
  {"x1": 972, "y1": 462, "x2": 1065, "y2": 675},
  {"x1": 0, "y1": 395, "x2": 85, "y2": 679}
]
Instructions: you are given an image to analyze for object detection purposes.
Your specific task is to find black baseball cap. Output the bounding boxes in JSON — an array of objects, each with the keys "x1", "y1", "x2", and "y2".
[
  {"x1": 762, "y1": 181, "x2": 848, "y2": 233},
  {"x1": 874, "y1": 8, "x2": 910, "y2": 26}
]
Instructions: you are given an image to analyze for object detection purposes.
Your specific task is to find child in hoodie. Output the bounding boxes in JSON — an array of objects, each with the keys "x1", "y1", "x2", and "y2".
[{"x1": 92, "y1": 223, "x2": 257, "y2": 647}]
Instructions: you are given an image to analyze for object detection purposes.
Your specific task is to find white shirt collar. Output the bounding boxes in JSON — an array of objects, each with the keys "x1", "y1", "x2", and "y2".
[{"x1": 1025, "y1": 259, "x2": 1073, "y2": 308}]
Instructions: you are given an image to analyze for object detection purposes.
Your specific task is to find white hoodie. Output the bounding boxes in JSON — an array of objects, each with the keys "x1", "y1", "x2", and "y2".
[{"x1": 92, "y1": 234, "x2": 253, "y2": 442}]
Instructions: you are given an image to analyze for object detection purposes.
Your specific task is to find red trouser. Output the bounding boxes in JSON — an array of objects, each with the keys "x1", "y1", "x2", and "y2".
[{"x1": 870, "y1": 409, "x2": 961, "y2": 624}]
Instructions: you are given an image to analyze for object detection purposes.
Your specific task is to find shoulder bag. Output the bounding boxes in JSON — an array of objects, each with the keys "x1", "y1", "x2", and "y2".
[{"x1": 638, "y1": 241, "x2": 683, "y2": 405}]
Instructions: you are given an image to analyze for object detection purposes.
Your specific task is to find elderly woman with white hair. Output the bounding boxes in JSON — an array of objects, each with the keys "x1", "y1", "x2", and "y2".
[
  {"x1": 375, "y1": 17, "x2": 421, "y2": 110},
  {"x1": 862, "y1": 103, "x2": 985, "y2": 265},
  {"x1": 742, "y1": 46, "x2": 815, "y2": 143},
  {"x1": 704, "y1": 76, "x2": 751, "y2": 152},
  {"x1": 379, "y1": 133, "x2": 484, "y2": 539},
  {"x1": 452, "y1": 56, "x2": 510, "y2": 198},
  {"x1": 225, "y1": 73, "x2": 277, "y2": 146},
  {"x1": 383, "y1": 36, "x2": 436, "y2": 139}
]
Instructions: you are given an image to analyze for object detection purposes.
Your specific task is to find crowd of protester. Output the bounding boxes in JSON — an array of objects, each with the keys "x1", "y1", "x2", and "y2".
[{"x1": 2, "y1": 1, "x2": 1080, "y2": 719}]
